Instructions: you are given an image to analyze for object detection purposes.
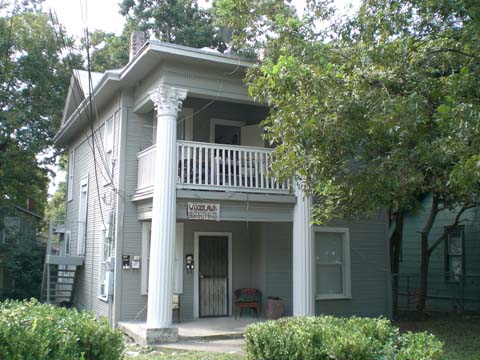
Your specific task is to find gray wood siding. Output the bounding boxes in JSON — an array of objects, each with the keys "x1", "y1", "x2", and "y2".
[
  {"x1": 116, "y1": 106, "x2": 153, "y2": 321},
  {"x1": 64, "y1": 98, "x2": 121, "y2": 319},
  {"x1": 315, "y1": 214, "x2": 390, "y2": 317}
]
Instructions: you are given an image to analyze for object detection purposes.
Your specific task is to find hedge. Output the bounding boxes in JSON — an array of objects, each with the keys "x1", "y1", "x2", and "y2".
[
  {"x1": 244, "y1": 316, "x2": 443, "y2": 360},
  {"x1": 0, "y1": 299, "x2": 124, "y2": 360}
]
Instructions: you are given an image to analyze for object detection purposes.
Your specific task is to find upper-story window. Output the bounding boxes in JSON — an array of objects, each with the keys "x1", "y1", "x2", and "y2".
[
  {"x1": 104, "y1": 114, "x2": 114, "y2": 183},
  {"x1": 67, "y1": 151, "x2": 74, "y2": 201},
  {"x1": 77, "y1": 175, "x2": 88, "y2": 256},
  {"x1": 2, "y1": 217, "x2": 20, "y2": 244}
]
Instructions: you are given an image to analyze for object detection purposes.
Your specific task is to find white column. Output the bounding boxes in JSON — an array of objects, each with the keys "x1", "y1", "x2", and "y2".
[
  {"x1": 292, "y1": 184, "x2": 315, "y2": 316},
  {"x1": 147, "y1": 85, "x2": 187, "y2": 329}
]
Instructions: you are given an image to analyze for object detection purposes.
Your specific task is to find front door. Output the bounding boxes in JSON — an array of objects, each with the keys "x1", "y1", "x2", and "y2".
[{"x1": 199, "y1": 236, "x2": 229, "y2": 317}]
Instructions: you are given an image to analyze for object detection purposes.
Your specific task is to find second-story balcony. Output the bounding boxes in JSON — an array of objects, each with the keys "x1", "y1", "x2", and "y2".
[{"x1": 135, "y1": 141, "x2": 291, "y2": 199}]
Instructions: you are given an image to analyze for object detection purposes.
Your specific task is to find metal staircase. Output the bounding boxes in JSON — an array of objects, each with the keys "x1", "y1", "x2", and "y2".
[{"x1": 41, "y1": 222, "x2": 84, "y2": 305}]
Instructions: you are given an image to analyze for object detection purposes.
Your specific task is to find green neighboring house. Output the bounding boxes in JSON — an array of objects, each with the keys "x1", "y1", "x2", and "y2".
[
  {"x1": 398, "y1": 194, "x2": 480, "y2": 313},
  {"x1": 0, "y1": 203, "x2": 42, "y2": 299}
]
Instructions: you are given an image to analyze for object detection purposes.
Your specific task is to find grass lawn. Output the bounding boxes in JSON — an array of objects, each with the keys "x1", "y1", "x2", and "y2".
[
  {"x1": 398, "y1": 315, "x2": 480, "y2": 360},
  {"x1": 124, "y1": 346, "x2": 243, "y2": 360}
]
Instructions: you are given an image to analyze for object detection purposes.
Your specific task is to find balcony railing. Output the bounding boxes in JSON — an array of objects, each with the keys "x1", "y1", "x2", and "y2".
[{"x1": 136, "y1": 141, "x2": 290, "y2": 195}]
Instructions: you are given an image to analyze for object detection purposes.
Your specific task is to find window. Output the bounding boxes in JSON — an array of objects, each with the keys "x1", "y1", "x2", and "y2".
[
  {"x1": 314, "y1": 227, "x2": 351, "y2": 299},
  {"x1": 446, "y1": 226, "x2": 464, "y2": 283},
  {"x1": 65, "y1": 230, "x2": 71, "y2": 256},
  {"x1": 67, "y1": 151, "x2": 74, "y2": 201},
  {"x1": 77, "y1": 176, "x2": 88, "y2": 256},
  {"x1": 3, "y1": 217, "x2": 20, "y2": 244},
  {"x1": 141, "y1": 222, "x2": 184, "y2": 295},
  {"x1": 99, "y1": 212, "x2": 114, "y2": 300},
  {"x1": 104, "y1": 115, "x2": 114, "y2": 183}
]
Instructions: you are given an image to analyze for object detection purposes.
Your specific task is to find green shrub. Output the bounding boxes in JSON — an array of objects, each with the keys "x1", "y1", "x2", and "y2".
[
  {"x1": 0, "y1": 299, "x2": 124, "y2": 360},
  {"x1": 244, "y1": 316, "x2": 443, "y2": 360}
]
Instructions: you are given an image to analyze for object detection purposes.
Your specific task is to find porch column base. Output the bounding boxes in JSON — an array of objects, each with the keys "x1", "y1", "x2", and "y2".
[{"x1": 118, "y1": 322, "x2": 178, "y2": 347}]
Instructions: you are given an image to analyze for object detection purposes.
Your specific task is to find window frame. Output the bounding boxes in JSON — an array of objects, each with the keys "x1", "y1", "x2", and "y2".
[
  {"x1": 314, "y1": 226, "x2": 352, "y2": 300},
  {"x1": 445, "y1": 225, "x2": 465, "y2": 283},
  {"x1": 2, "y1": 216, "x2": 20, "y2": 245},
  {"x1": 67, "y1": 150, "x2": 75, "y2": 201},
  {"x1": 77, "y1": 175, "x2": 88, "y2": 256},
  {"x1": 103, "y1": 114, "x2": 115, "y2": 185},
  {"x1": 141, "y1": 222, "x2": 184, "y2": 296}
]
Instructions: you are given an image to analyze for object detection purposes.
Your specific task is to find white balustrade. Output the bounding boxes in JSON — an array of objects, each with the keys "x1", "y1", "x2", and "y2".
[
  {"x1": 137, "y1": 141, "x2": 290, "y2": 194},
  {"x1": 137, "y1": 145, "x2": 156, "y2": 191}
]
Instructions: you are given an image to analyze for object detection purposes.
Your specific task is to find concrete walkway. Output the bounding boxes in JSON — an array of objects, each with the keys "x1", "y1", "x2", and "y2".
[
  {"x1": 178, "y1": 316, "x2": 260, "y2": 340},
  {"x1": 157, "y1": 338, "x2": 244, "y2": 354}
]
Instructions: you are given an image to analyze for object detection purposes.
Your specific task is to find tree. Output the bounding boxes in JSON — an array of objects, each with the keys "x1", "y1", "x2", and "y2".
[
  {"x1": 120, "y1": 0, "x2": 219, "y2": 48},
  {"x1": 0, "y1": 2, "x2": 75, "y2": 214},
  {"x1": 214, "y1": 0, "x2": 480, "y2": 317},
  {"x1": 88, "y1": 29, "x2": 130, "y2": 72},
  {"x1": 4, "y1": 236, "x2": 46, "y2": 299}
]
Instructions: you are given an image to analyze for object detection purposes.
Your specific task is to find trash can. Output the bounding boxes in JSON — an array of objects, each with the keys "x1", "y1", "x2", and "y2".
[{"x1": 265, "y1": 296, "x2": 284, "y2": 320}]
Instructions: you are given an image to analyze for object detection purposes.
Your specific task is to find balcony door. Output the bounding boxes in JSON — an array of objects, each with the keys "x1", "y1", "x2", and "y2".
[{"x1": 209, "y1": 119, "x2": 245, "y2": 145}]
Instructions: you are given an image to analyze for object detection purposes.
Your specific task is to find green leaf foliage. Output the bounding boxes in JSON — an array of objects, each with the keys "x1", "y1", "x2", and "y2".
[
  {"x1": 0, "y1": 2, "x2": 78, "y2": 214},
  {"x1": 120, "y1": 0, "x2": 219, "y2": 48},
  {"x1": 214, "y1": 0, "x2": 480, "y2": 223},
  {"x1": 0, "y1": 299, "x2": 124, "y2": 360},
  {"x1": 244, "y1": 316, "x2": 443, "y2": 360}
]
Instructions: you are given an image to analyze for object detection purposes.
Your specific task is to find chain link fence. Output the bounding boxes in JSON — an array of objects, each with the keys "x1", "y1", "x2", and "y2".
[{"x1": 393, "y1": 273, "x2": 480, "y2": 314}]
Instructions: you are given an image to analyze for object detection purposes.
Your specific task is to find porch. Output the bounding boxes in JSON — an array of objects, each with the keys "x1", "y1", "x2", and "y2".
[
  {"x1": 133, "y1": 141, "x2": 291, "y2": 201},
  {"x1": 119, "y1": 316, "x2": 261, "y2": 346}
]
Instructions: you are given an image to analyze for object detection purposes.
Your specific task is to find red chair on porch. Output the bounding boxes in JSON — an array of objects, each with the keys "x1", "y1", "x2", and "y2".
[{"x1": 234, "y1": 288, "x2": 261, "y2": 319}]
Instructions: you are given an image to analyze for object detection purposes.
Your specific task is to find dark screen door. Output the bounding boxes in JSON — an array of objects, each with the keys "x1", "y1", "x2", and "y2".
[{"x1": 199, "y1": 236, "x2": 229, "y2": 317}]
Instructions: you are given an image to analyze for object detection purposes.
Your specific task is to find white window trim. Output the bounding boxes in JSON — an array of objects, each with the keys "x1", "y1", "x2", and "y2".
[
  {"x1": 103, "y1": 115, "x2": 115, "y2": 185},
  {"x1": 314, "y1": 226, "x2": 352, "y2": 300},
  {"x1": 67, "y1": 150, "x2": 74, "y2": 201},
  {"x1": 178, "y1": 107, "x2": 193, "y2": 141},
  {"x1": 77, "y1": 175, "x2": 88, "y2": 256},
  {"x1": 141, "y1": 222, "x2": 151, "y2": 295},
  {"x1": 98, "y1": 226, "x2": 108, "y2": 301},
  {"x1": 209, "y1": 118, "x2": 246, "y2": 143},
  {"x1": 141, "y1": 222, "x2": 184, "y2": 296}
]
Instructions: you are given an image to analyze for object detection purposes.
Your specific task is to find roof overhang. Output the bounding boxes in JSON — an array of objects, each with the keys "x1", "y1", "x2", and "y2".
[{"x1": 54, "y1": 41, "x2": 255, "y2": 147}]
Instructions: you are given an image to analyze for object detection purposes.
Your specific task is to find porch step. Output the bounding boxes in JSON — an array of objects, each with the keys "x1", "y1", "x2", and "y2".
[{"x1": 178, "y1": 332, "x2": 244, "y2": 342}]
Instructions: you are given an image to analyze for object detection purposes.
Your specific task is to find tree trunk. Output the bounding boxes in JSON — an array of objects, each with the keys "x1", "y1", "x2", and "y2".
[
  {"x1": 416, "y1": 195, "x2": 440, "y2": 318},
  {"x1": 390, "y1": 210, "x2": 404, "y2": 320}
]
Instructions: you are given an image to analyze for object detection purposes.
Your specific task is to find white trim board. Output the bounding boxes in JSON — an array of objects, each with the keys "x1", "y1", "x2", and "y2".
[{"x1": 193, "y1": 232, "x2": 233, "y2": 318}]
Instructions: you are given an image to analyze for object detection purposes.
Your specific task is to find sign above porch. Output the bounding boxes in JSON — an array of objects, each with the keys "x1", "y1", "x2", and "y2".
[{"x1": 187, "y1": 203, "x2": 220, "y2": 221}]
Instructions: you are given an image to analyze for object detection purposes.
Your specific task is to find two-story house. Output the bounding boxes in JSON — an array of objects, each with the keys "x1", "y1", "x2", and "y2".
[{"x1": 52, "y1": 35, "x2": 391, "y2": 344}]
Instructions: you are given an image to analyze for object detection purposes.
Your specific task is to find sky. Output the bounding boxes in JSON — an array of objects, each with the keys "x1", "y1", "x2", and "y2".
[
  {"x1": 43, "y1": 0, "x2": 359, "y2": 38},
  {"x1": 43, "y1": 0, "x2": 360, "y2": 195}
]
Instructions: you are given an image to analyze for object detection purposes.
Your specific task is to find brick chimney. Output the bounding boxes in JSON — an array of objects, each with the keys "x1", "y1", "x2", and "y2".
[{"x1": 129, "y1": 31, "x2": 146, "y2": 62}]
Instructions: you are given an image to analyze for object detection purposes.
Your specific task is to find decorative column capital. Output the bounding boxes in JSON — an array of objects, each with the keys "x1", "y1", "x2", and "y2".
[{"x1": 149, "y1": 85, "x2": 188, "y2": 116}]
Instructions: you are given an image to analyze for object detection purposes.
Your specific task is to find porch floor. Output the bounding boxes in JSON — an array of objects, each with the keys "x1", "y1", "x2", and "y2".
[
  {"x1": 119, "y1": 316, "x2": 263, "y2": 346},
  {"x1": 177, "y1": 316, "x2": 261, "y2": 339}
]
